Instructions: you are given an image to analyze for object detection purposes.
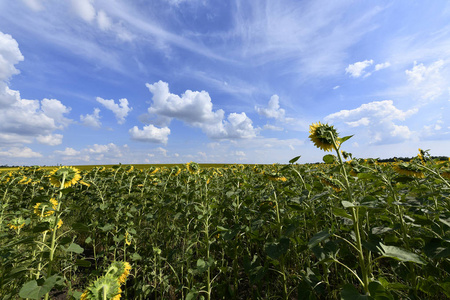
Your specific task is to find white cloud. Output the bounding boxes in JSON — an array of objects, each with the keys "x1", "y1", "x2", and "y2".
[
  {"x1": 41, "y1": 98, "x2": 72, "y2": 128},
  {"x1": 345, "y1": 59, "x2": 374, "y2": 78},
  {"x1": 0, "y1": 32, "x2": 73, "y2": 147},
  {"x1": 145, "y1": 81, "x2": 258, "y2": 139},
  {"x1": 129, "y1": 124, "x2": 170, "y2": 144},
  {"x1": 0, "y1": 32, "x2": 24, "y2": 82},
  {"x1": 345, "y1": 117, "x2": 370, "y2": 127},
  {"x1": 80, "y1": 108, "x2": 101, "y2": 128},
  {"x1": 71, "y1": 0, "x2": 96, "y2": 22},
  {"x1": 54, "y1": 147, "x2": 80, "y2": 156},
  {"x1": 263, "y1": 124, "x2": 283, "y2": 131},
  {"x1": 97, "y1": 10, "x2": 112, "y2": 31},
  {"x1": 96, "y1": 97, "x2": 132, "y2": 124},
  {"x1": 255, "y1": 95, "x2": 285, "y2": 120},
  {"x1": 36, "y1": 134, "x2": 63, "y2": 146},
  {"x1": 0, "y1": 147, "x2": 42, "y2": 158},
  {"x1": 375, "y1": 61, "x2": 391, "y2": 71},
  {"x1": 405, "y1": 60, "x2": 445, "y2": 101},
  {"x1": 221, "y1": 112, "x2": 257, "y2": 139},
  {"x1": 325, "y1": 100, "x2": 418, "y2": 144}
]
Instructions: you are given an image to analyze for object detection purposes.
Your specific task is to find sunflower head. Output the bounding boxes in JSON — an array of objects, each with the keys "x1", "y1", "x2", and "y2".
[
  {"x1": 106, "y1": 261, "x2": 132, "y2": 285},
  {"x1": 82, "y1": 274, "x2": 121, "y2": 300},
  {"x1": 34, "y1": 198, "x2": 58, "y2": 218},
  {"x1": 393, "y1": 162, "x2": 424, "y2": 178},
  {"x1": 186, "y1": 162, "x2": 200, "y2": 174},
  {"x1": 309, "y1": 122, "x2": 339, "y2": 152},
  {"x1": 49, "y1": 166, "x2": 81, "y2": 188}
]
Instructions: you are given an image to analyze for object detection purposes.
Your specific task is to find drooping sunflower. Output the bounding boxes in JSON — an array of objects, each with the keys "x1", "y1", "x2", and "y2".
[
  {"x1": 320, "y1": 176, "x2": 342, "y2": 192},
  {"x1": 80, "y1": 274, "x2": 122, "y2": 300},
  {"x1": 186, "y1": 162, "x2": 200, "y2": 174},
  {"x1": 309, "y1": 122, "x2": 339, "y2": 152},
  {"x1": 106, "y1": 261, "x2": 132, "y2": 285},
  {"x1": 393, "y1": 162, "x2": 424, "y2": 178},
  {"x1": 34, "y1": 198, "x2": 58, "y2": 218},
  {"x1": 49, "y1": 166, "x2": 81, "y2": 188}
]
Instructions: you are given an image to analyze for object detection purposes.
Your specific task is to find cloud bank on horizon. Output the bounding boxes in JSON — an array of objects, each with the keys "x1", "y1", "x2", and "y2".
[{"x1": 0, "y1": 0, "x2": 449, "y2": 165}]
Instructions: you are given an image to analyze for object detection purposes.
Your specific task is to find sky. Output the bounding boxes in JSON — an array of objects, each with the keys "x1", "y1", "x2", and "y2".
[{"x1": 0, "y1": 0, "x2": 449, "y2": 165}]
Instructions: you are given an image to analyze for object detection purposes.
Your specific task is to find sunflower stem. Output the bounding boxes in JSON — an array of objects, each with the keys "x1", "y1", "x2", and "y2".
[{"x1": 331, "y1": 133, "x2": 370, "y2": 295}]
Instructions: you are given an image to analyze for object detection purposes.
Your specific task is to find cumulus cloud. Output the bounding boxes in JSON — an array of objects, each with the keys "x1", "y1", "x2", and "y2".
[
  {"x1": 375, "y1": 62, "x2": 391, "y2": 71},
  {"x1": 405, "y1": 60, "x2": 445, "y2": 101},
  {"x1": 0, "y1": 32, "x2": 24, "y2": 82},
  {"x1": 345, "y1": 60, "x2": 373, "y2": 78},
  {"x1": 71, "y1": 0, "x2": 96, "y2": 22},
  {"x1": 96, "y1": 97, "x2": 132, "y2": 124},
  {"x1": 80, "y1": 108, "x2": 101, "y2": 128},
  {"x1": 36, "y1": 134, "x2": 63, "y2": 146},
  {"x1": 0, "y1": 147, "x2": 42, "y2": 158},
  {"x1": 54, "y1": 147, "x2": 80, "y2": 156},
  {"x1": 53, "y1": 143, "x2": 129, "y2": 163},
  {"x1": 144, "y1": 81, "x2": 258, "y2": 139},
  {"x1": 41, "y1": 98, "x2": 72, "y2": 127},
  {"x1": 129, "y1": 124, "x2": 171, "y2": 144},
  {"x1": 263, "y1": 124, "x2": 284, "y2": 131},
  {"x1": 0, "y1": 89, "x2": 71, "y2": 145},
  {"x1": 255, "y1": 95, "x2": 285, "y2": 120},
  {"x1": 325, "y1": 100, "x2": 418, "y2": 144},
  {"x1": 0, "y1": 31, "x2": 71, "y2": 147}
]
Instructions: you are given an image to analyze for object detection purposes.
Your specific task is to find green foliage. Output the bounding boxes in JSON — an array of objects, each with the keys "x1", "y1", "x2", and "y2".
[{"x1": 0, "y1": 158, "x2": 449, "y2": 299}]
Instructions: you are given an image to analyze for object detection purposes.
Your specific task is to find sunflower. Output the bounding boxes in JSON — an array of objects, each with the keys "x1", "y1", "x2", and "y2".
[
  {"x1": 441, "y1": 170, "x2": 450, "y2": 179},
  {"x1": 309, "y1": 122, "x2": 339, "y2": 152},
  {"x1": 106, "y1": 261, "x2": 132, "y2": 285},
  {"x1": 125, "y1": 231, "x2": 132, "y2": 246},
  {"x1": 320, "y1": 176, "x2": 342, "y2": 192},
  {"x1": 49, "y1": 166, "x2": 81, "y2": 188},
  {"x1": 7, "y1": 216, "x2": 26, "y2": 231},
  {"x1": 267, "y1": 175, "x2": 287, "y2": 182},
  {"x1": 81, "y1": 274, "x2": 122, "y2": 300},
  {"x1": 393, "y1": 162, "x2": 424, "y2": 178},
  {"x1": 34, "y1": 198, "x2": 58, "y2": 218},
  {"x1": 186, "y1": 162, "x2": 200, "y2": 174}
]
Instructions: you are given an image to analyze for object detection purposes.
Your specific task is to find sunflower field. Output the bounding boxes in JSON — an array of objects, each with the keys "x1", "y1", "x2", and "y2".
[{"x1": 1, "y1": 123, "x2": 449, "y2": 299}]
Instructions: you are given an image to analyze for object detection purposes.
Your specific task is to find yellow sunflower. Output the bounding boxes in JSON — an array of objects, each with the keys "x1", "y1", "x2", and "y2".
[
  {"x1": 81, "y1": 274, "x2": 121, "y2": 300},
  {"x1": 34, "y1": 198, "x2": 58, "y2": 217},
  {"x1": 49, "y1": 166, "x2": 81, "y2": 188},
  {"x1": 393, "y1": 163, "x2": 424, "y2": 178},
  {"x1": 309, "y1": 122, "x2": 339, "y2": 152},
  {"x1": 186, "y1": 162, "x2": 200, "y2": 174}
]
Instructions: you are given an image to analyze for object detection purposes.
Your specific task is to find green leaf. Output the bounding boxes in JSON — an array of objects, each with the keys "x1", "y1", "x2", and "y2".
[
  {"x1": 368, "y1": 281, "x2": 394, "y2": 300},
  {"x1": 19, "y1": 275, "x2": 62, "y2": 299},
  {"x1": 289, "y1": 156, "x2": 301, "y2": 164},
  {"x1": 100, "y1": 223, "x2": 114, "y2": 231},
  {"x1": 265, "y1": 237, "x2": 290, "y2": 260},
  {"x1": 32, "y1": 222, "x2": 50, "y2": 233},
  {"x1": 332, "y1": 207, "x2": 352, "y2": 219},
  {"x1": 338, "y1": 135, "x2": 354, "y2": 143},
  {"x1": 308, "y1": 229, "x2": 330, "y2": 249},
  {"x1": 378, "y1": 243, "x2": 426, "y2": 264},
  {"x1": 75, "y1": 259, "x2": 91, "y2": 267},
  {"x1": 61, "y1": 242, "x2": 84, "y2": 254},
  {"x1": 323, "y1": 154, "x2": 336, "y2": 164},
  {"x1": 71, "y1": 222, "x2": 90, "y2": 232},
  {"x1": 341, "y1": 284, "x2": 370, "y2": 300},
  {"x1": 132, "y1": 252, "x2": 142, "y2": 261},
  {"x1": 342, "y1": 201, "x2": 355, "y2": 208}
]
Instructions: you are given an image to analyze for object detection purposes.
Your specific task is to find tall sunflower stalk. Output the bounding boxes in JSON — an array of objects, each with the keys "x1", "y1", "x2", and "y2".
[
  {"x1": 44, "y1": 166, "x2": 81, "y2": 300},
  {"x1": 309, "y1": 122, "x2": 370, "y2": 295}
]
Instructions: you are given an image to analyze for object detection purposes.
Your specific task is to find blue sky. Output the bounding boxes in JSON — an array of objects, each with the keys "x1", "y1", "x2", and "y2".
[{"x1": 0, "y1": 0, "x2": 449, "y2": 165}]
